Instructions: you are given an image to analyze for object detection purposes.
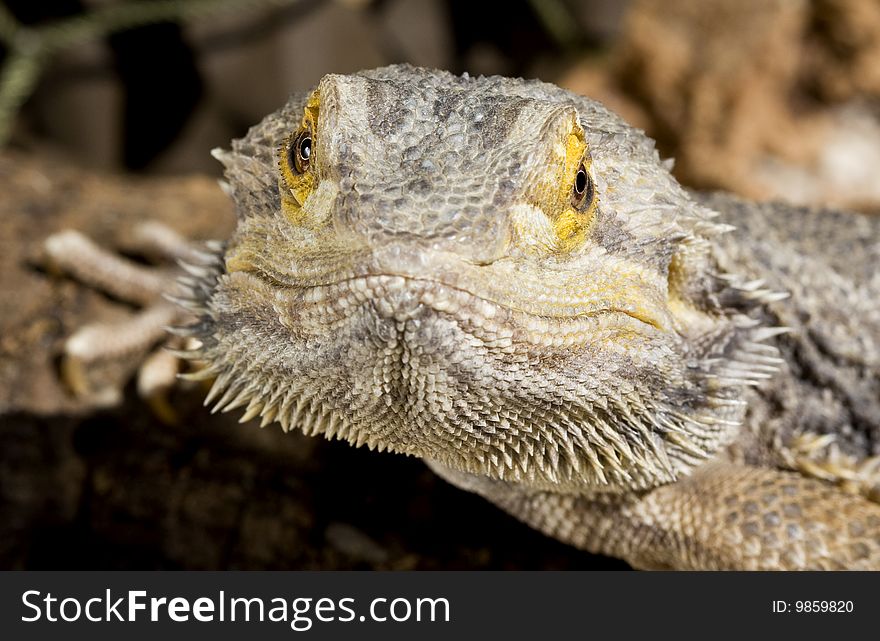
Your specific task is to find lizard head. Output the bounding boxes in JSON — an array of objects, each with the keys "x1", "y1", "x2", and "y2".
[{"x1": 185, "y1": 65, "x2": 780, "y2": 492}]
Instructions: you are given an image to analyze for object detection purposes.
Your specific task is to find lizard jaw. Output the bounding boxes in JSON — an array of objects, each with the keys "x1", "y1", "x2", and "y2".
[
  {"x1": 177, "y1": 262, "x2": 726, "y2": 492},
  {"x1": 171, "y1": 234, "x2": 780, "y2": 494}
]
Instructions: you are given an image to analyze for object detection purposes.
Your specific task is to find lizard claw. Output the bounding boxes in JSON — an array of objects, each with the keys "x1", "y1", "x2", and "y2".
[{"x1": 44, "y1": 222, "x2": 209, "y2": 416}]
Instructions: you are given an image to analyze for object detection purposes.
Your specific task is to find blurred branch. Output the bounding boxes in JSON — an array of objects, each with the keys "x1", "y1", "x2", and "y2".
[
  {"x1": 0, "y1": 0, "x2": 303, "y2": 145},
  {"x1": 527, "y1": 0, "x2": 579, "y2": 49},
  {"x1": 0, "y1": 4, "x2": 19, "y2": 43}
]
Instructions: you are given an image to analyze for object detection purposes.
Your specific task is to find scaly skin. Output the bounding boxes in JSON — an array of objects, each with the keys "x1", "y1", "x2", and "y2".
[{"x1": 48, "y1": 65, "x2": 880, "y2": 569}]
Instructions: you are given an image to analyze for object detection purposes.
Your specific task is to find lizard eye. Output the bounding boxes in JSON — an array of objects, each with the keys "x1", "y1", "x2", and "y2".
[
  {"x1": 571, "y1": 162, "x2": 594, "y2": 210},
  {"x1": 289, "y1": 128, "x2": 312, "y2": 174}
]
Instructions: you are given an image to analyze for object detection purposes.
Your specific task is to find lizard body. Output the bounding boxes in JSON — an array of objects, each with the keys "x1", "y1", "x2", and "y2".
[{"x1": 46, "y1": 65, "x2": 880, "y2": 569}]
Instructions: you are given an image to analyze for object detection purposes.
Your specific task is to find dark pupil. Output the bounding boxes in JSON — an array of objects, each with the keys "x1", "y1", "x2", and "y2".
[
  {"x1": 299, "y1": 136, "x2": 311, "y2": 161},
  {"x1": 575, "y1": 168, "x2": 587, "y2": 195}
]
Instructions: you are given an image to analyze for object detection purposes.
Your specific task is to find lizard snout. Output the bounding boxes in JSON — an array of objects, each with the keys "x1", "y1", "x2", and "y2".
[{"x1": 334, "y1": 194, "x2": 513, "y2": 267}]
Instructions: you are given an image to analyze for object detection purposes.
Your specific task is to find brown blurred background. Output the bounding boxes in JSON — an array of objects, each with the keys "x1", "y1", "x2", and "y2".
[
  {"x1": 1, "y1": 0, "x2": 879, "y2": 570},
  {"x1": 7, "y1": 0, "x2": 880, "y2": 210}
]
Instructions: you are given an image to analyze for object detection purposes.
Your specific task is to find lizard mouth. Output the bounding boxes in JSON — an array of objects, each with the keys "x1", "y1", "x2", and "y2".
[
  {"x1": 225, "y1": 240, "x2": 672, "y2": 335},
  {"x1": 275, "y1": 272, "x2": 666, "y2": 346}
]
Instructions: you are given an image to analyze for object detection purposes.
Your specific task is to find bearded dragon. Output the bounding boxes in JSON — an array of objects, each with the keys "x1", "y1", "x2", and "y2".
[{"x1": 44, "y1": 65, "x2": 880, "y2": 570}]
